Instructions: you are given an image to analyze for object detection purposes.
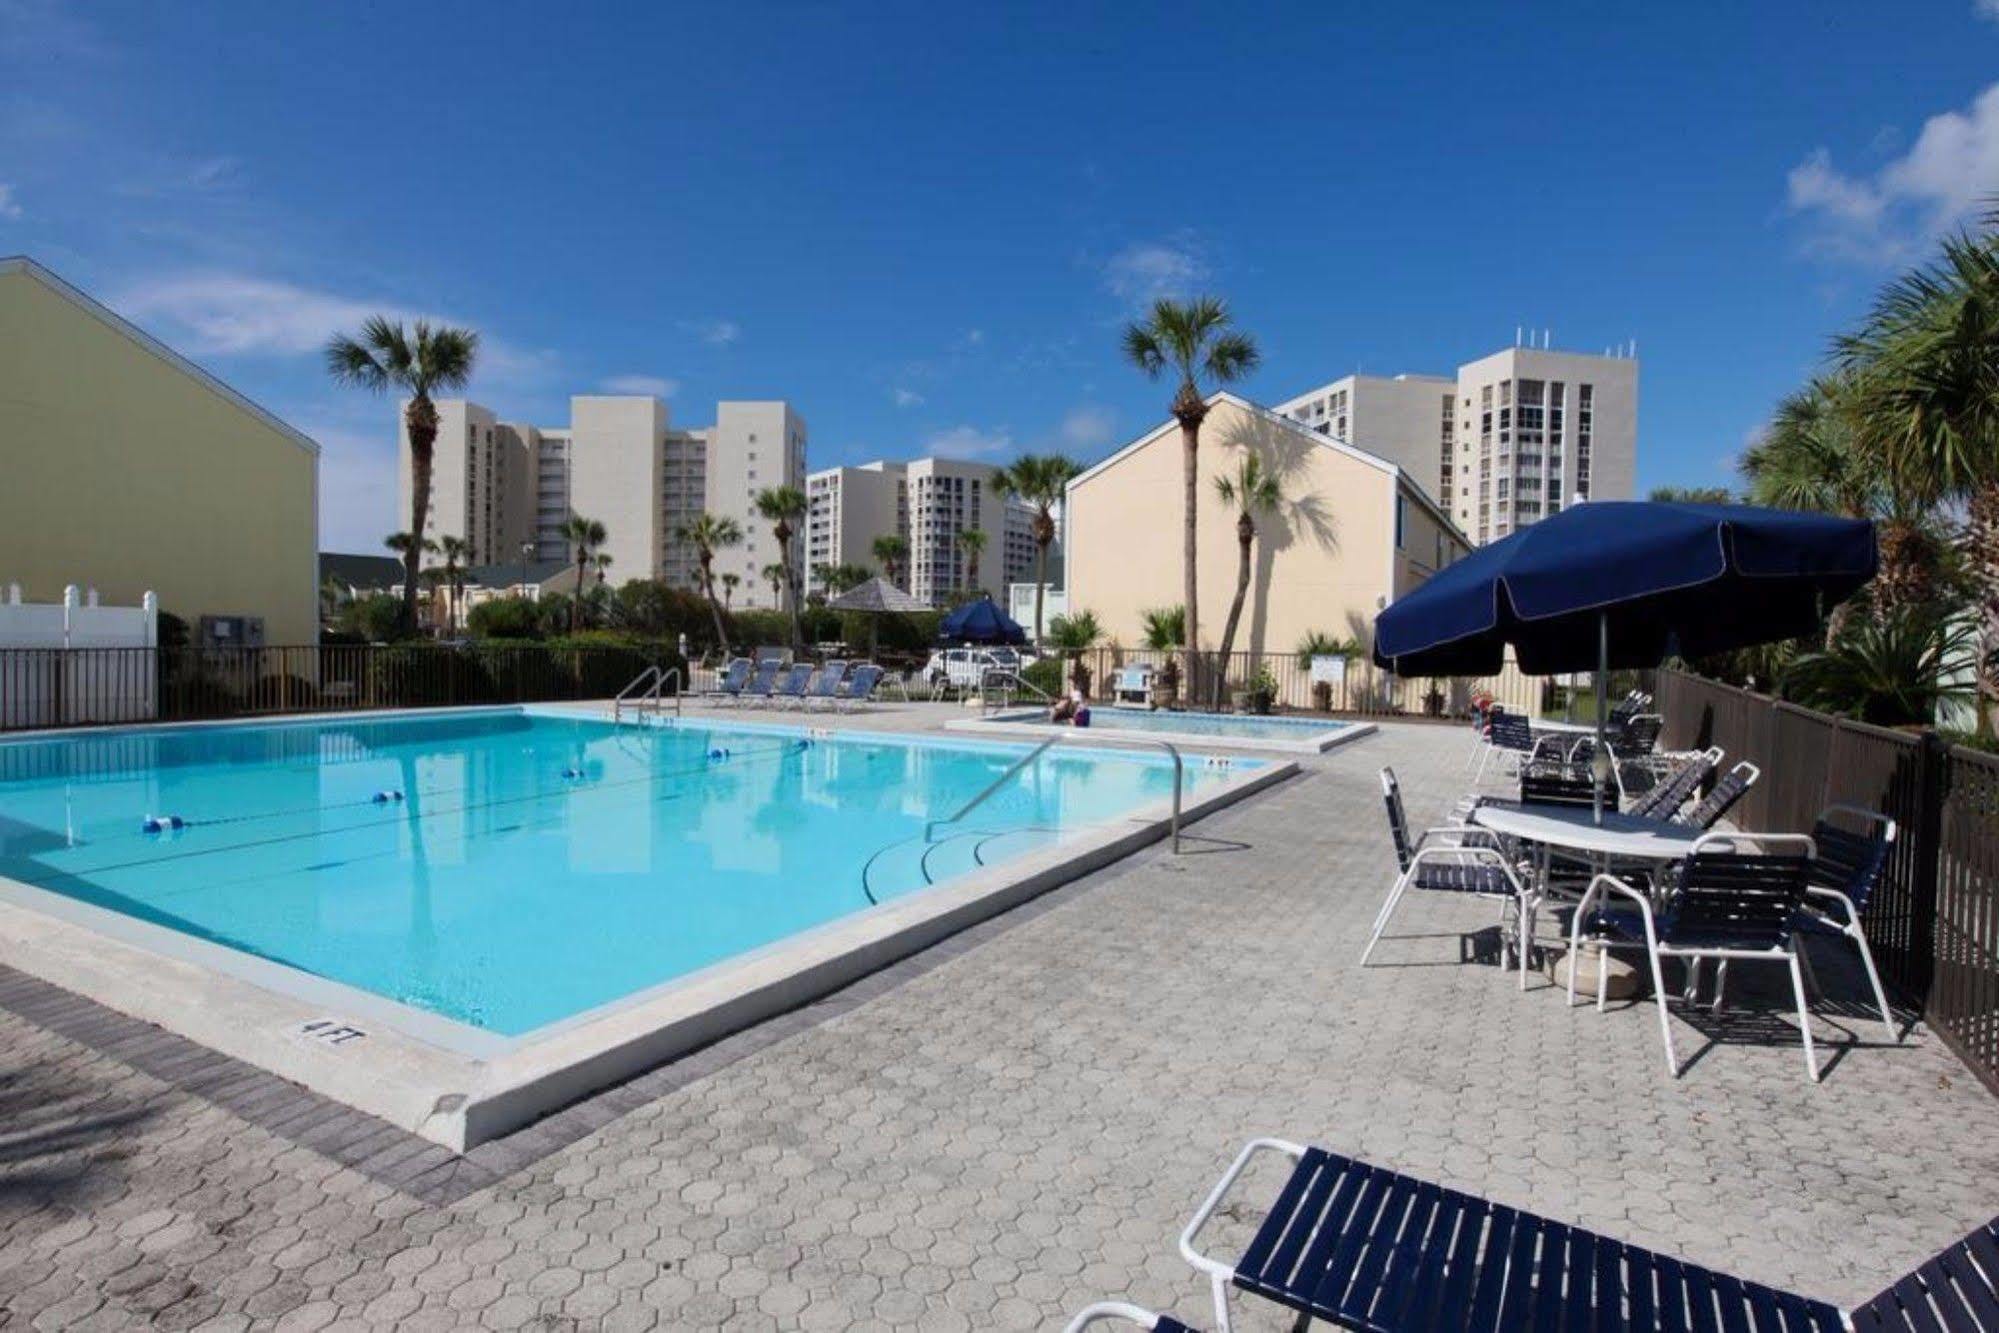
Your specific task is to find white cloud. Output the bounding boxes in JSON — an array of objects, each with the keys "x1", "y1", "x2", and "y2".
[
  {"x1": 1103, "y1": 239, "x2": 1206, "y2": 305},
  {"x1": 601, "y1": 374, "x2": 678, "y2": 398},
  {"x1": 113, "y1": 154, "x2": 239, "y2": 199},
  {"x1": 891, "y1": 387, "x2": 924, "y2": 408},
  {"x1": 0, "y1": 183, "x2": 20, "y2": 220},
  {"x1": 964, "y1": 328, "x2": 984, "y2": 346},
  {"x1": 1978, "y1": 0, "x2": 1999, "y2": 21},
  {"x1": 682, "y1": 318, "x2": 740, "y2": 346},
  {"x1": 925, "y1": 425, "x2": 1012, "y2": 460},
  {"x1": 1786, "y1": 82, "x2": 1999, "y2": 262},
  {"x1": 1057, "y1": 404, "x2": 1116, "y2": 450},
  {"x1": 112, "y1": 270, "x2": 552, "y2": 384}
]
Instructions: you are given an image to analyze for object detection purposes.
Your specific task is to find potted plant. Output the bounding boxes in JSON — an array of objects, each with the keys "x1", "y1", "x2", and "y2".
[
  {"x1": 1141, "y1": 605, "x2": 1185, "y2": 711},
  {"x1": 1245, "y1": 665, "x2": 1279, "y2": 715},
  {"x1": 1045, "y1": 610, "x2": 1103, "y2": 699}
]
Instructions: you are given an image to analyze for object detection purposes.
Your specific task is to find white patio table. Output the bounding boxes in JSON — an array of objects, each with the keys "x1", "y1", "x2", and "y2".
[
  {"x1": 1468, "y1": 802, "x2": 1701, "y2": 863},
  {"x1": 1469, "y1": 802, "x2": 1705, "y2": 974}
]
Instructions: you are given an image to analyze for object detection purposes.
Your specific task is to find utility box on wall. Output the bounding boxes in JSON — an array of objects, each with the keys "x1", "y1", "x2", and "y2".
[{"x1": 198, "y1": 615, "x2": 266, "y2": 649}]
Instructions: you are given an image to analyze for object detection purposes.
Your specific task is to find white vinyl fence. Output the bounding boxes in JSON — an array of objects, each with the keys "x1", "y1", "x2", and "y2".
[{"x1": 0, "y1": 585, "x2": 158, "y2": 728}]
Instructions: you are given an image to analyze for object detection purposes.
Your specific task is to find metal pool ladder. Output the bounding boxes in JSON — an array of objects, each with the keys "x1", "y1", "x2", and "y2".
[
  {"x1": 926, "y1": 733, "x2": 1186, "y2": 854},
  {"x1": 614, "y1": 665, "x2": 682, "y2": 723}
]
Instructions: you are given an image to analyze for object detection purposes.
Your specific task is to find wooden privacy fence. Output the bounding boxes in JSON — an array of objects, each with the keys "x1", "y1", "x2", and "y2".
[{"x1": 1657, "y1": 667, "x2": 1999, "y2": 1095}]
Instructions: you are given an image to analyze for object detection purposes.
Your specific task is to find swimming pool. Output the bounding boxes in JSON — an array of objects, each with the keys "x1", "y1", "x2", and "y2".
[
  {"x1": 954, "y1": 707, "x2": 1373, "y2": 754},
  {"x1": 0, "y1": 708, "x2": 1249, "y2": 1038}
]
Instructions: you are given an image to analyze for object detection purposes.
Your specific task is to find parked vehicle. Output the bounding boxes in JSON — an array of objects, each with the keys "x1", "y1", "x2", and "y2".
[{"x1": 924, "y1": 646, "x2": 1033, "y2": 689}]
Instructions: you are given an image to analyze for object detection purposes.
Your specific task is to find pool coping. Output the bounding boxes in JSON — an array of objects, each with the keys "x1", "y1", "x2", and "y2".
[
  {"x1": 0, "y1": 705, "x2": 1296, "y2": 1151},
  {"x1": 945, "y1": 708, "x2": 1376, "y2": 755}
]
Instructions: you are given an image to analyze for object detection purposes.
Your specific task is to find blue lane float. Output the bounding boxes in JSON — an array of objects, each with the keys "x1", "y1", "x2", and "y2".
[
  {"x1": 706, "y1": 748, "x2": 731, "y2": 761},
  {"x1": 140, "y1": 815, "x2": 185, "y2": 834},
  {"x1": 371, "y1": 790, "x2": 405, "y2": 805},
  {"x1": 561, "y1": 767, "x2": 585, "y2": 780}
]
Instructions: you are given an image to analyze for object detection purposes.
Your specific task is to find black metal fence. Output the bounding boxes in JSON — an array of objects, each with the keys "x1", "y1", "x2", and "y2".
[
  {"x1": 1657, "y1": 667, "x2": 1999, "y2": 1094},
  {"x1": 0, "y1": 643, "x2": 686, "y2": 733},
  {"x1": 1075, "y1": 648, "x2": 1558, "y2": 719}
]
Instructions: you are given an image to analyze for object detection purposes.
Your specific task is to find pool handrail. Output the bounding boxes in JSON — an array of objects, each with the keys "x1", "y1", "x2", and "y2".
[{"x1": 614, "y1": 665, "x2": 682, "y2": 723}]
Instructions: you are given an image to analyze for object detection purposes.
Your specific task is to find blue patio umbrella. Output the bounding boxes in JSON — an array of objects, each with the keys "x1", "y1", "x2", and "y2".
[
  {"x1": 937, "y1": 596, "x2": 1027, "y2": 646},
  {"x1": 1373, "y1": 501, "x2": 1876, "y2": 819}
]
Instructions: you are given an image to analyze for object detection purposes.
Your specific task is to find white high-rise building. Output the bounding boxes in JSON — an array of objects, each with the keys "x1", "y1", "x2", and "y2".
[
  {"x1": 1273, "y1": 374, "x2": 1456, "y2": 501},
  {"x1": 401, "y1": 394, "x2": 807, "y2": 608},
  {"x1": 1276, "y1": 343, "x2": 1638, "y2": 545},
  {"x1": 804, "y1": 457, "x2": 1040, "y2": 607}
]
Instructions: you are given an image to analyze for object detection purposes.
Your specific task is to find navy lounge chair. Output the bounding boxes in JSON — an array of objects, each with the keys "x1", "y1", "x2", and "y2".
[
  {"x1": 766, "y1": 662, "x2": 815, "y2": 709},
  {"x1": 1163, "y1": 1137, "x2": 1999, "y2": 1333},
  {"x1": 737, "y1": 660, "x2": 782, "y2": 706},
  {"x1": 706, "y1": 657, "x2": 752, "y2": 705}
]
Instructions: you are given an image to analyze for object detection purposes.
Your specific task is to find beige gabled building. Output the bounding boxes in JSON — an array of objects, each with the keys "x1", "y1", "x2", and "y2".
[
  {"x1": 1063, "y1": 393, "x2": 1468, "y2": 657},
  {"x1": 0, "y1": 256, "x2": 320, "y2": 646}
]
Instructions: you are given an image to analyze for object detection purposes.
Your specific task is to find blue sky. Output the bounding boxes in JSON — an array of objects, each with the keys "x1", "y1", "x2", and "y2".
[{"x1": 3, "y1": 1, "x2": 1996, "y2": 551}]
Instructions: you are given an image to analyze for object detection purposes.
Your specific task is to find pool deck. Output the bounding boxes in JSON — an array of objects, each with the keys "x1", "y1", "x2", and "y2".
[{"x1": 2, "y1": 701, "x2": 1996, "y2": 1330}]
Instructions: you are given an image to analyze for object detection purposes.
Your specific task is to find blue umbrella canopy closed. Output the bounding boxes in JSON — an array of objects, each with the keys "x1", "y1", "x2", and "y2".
[
  {"x1": 938, "y1": 597, "x2": 1027, "y2": 646},
  {"x1": 1373, "y1": 502, "x2": 1877, "y2": 677}
]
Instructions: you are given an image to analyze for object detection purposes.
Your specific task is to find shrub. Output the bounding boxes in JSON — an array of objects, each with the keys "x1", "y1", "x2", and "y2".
[
  {"x1": 467, "y1": 596, "x2": 542, "y2": 640},
  {"x1": 338, "y1": 593, "x2": 407, "y2": 642},
  {"x1": 1022, "y1": 656, "x2": 1063, "y2": 696}
]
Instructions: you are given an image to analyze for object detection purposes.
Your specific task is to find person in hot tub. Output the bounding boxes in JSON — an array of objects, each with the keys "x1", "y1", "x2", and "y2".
[{"x1": 1049, "y1": 689, "x2": 1083, "y2": 724}]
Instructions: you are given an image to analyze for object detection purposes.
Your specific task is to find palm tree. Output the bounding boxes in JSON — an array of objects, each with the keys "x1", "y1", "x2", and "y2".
[
  {"x1": 327, "y1": 318, "x2": 480, "y2": 634},
  {"x1": 1121, "y1": 297, "x2": 1261, "y2": 681},
  {"x1": 992, "y1": 454, "x2": 1082, "y2": 645},
  {"x1": 755, "y1": 485, "x2": 809, "y2": 651},
  {"x1": 720, "y1": 572, "x2": 740, "y2": 609},
  {"x1": 677, "y1": 512, "x2": 743, "y2": 656},
  {"x1": 1837, "y1": 224, "x2": 1999, "y2": 730},
  {"x1": 1647, "y1": 486, "x2": 1735, "y2": 504},
  {"x1": 383, "y1": 531, "x2": 437, "y2": 633},
  {"x1": 433, "y1": 535, "x2": 471, "y2": 637},
  {"x1": 1045, "y1": 610, "x2": 1103, "y2": 696},
  {"x1": 957, "y1": 527, "x2": 988, "y2": 596},
  {"x1": 762, "y1": 562, "x2": 787, "y2": 604},
  {"x1": 814, "y1": 561, "x2": 873, "y2": 595},
  {"x1": 871, "y1": 534, "x2": 910, "y2": 590},
  {"x1": 1210, "y1": 450, "x2": 1284, "y2": 706},
  {"x1": 560, "y1": 515, "x2": 608, "y2": 634}
]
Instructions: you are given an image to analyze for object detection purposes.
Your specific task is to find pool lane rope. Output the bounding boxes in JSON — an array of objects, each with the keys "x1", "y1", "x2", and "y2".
[{"x1": 52, "y1": 738, "x2": 814, "y2": 882}]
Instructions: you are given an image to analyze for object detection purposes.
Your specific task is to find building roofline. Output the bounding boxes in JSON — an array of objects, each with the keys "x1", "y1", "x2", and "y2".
[
  {"x1": 0, "y1": 255, "x2": 321, "y2": 458},
  {"x1": 1066, "y1": 390, "x2": 1469, "y2": 549}
]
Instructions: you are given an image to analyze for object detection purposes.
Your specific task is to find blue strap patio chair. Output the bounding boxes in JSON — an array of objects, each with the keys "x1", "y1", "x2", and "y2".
[
  {"x1": 737, "y1": 660, "x2": 782, "y2": 706},
  {"x1": 1569, "y1": 832, "x2": 1823, "y2": 1080},
  {"x1": 1363, "y1": 768, "x2": 1531, "y2": 987},
  {"x1": 1063, "y1": 1303, "x2": 1198, "y2": 1332},
  {"x1": 1151, "y1": 1137, "x2": 1998, "y2": 1333},
  {"x1": 1626, "y1": 747, "x2": 1722, "y2": 820},
  {"x1": 1520, "y1": 766, "x2": 1599, "y2": 809},
  {"x1": 1800, "y1": 804, "x2": 1900, "y2": 1042},
  {"x1": 1672, "y1": 760, "x2": 1761, "y2": 830},
  {"x1": 1611, "y1": 712, "x2": 1664, "y2": 757},
  {"x1": 707, "y1": 657, "x2": 752, "y2": 705},
  {"x1": 836, "y1": 663, "x2": 884, "y2": 712},
  {"x1": 800, "y1": 660, "x2": 847, "y2": 710},
  {"x1": 1473, "y1": 713, "x2": 1565, "y2": 784},
  {"x1": 766, "y1": 662, "x2": 815, "y2": 709}
]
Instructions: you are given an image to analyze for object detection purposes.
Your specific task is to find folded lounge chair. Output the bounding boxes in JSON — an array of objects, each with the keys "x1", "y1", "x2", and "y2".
[
  {"x1": 707, "y1": 657, "x2": 752, "y2": 705},
  {"x1": 1801, "y1": 804, "x2": 1900, "y2": 1042},
  {"x1": 766, "y1": 662, "x2": 815, "y2": 709},
  {"x1": 1671, "y1": 760, "x2": 1761, "y2": 831},
  {"x1": 801, "y1": 660, "x2": 847, "y2": 710},
  {"x1": 737, "y1": 660, "x2": 782, "y2": 707},
  {"x1": 1142, "y1": 1136, "x2": 1999, "y2": 1333},
  {"x1": 836, "y1": 663, "x2": 884, "y2": 712}
]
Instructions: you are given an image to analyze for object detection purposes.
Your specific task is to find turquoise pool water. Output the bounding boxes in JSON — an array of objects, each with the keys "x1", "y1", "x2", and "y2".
[{"x1": 0, "y1": 709, "x2": 1240, "y2": 1036}]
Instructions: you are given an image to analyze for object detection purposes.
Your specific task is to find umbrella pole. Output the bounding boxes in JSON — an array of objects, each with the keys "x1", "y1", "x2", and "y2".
[{"x1": 1593, "y1": 611, "x2": 1609, "y2": 826}]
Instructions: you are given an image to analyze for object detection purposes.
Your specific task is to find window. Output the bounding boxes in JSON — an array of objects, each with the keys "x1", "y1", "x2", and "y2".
[{"x1": 1394, "y1": 494, "x2": 1407, "y2": 549}]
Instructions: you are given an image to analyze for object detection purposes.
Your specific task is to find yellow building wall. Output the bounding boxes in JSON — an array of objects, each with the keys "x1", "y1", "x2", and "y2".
[
  {"x1": 1067, "y1": 398, "x2": 1432, "y2": 657},
  {"x1": 0, "y1": 267, "x2": 319, "y2": 644}
]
